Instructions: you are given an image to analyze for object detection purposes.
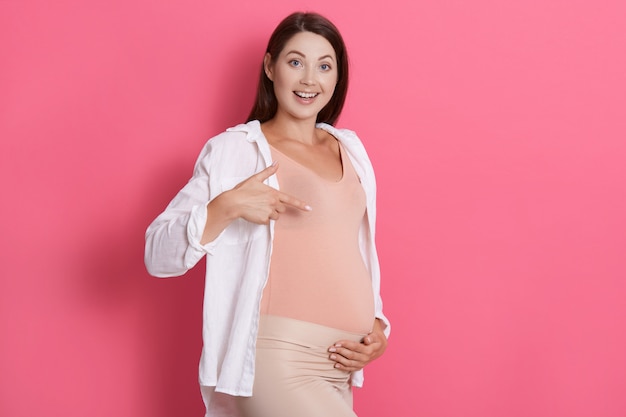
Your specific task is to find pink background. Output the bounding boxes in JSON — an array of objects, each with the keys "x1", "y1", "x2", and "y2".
[{"x1": 1, "y1": 0, "x2": 625, "y2": 416}]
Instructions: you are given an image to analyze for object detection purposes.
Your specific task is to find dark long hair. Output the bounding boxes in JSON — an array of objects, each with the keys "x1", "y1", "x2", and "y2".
[{"x1": 246, "y1": 12, "x2": 349, "y2": 126}]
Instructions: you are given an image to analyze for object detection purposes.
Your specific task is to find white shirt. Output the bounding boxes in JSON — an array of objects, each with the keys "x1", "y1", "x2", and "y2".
[{"x1": 144, "y1": 120, "x2": 390, "y2": 416}]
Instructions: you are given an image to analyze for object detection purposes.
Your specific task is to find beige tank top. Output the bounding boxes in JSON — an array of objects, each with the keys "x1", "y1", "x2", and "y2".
[{"x1": 260, "y1": 142, "x2": 375, "y2": 334}]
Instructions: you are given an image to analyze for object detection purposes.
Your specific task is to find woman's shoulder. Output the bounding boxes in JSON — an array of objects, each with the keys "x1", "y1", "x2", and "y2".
[
  {"x1": 316, "y1": 122, "x2": 360, "y2": 142},
  {"x1": 195, "y1": 120, "x2": 263, "y2": 157},
  {"x1": 204, "y1": 120, "x2": 263, "y2": 147},
  {"x1": 196, "y1": 122, "x2": 262, "y2": 169},
  {"x1": 317, "y1": 123, "x2": 368, "y2": 156}
]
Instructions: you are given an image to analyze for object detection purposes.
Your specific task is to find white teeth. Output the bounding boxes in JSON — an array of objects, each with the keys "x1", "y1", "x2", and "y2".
[{"x1": 295, "y1": 92, "x2": 318, "y2": 99}]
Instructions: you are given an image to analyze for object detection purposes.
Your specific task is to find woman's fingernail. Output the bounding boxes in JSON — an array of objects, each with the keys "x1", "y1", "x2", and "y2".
[
  {"x1": 328, "y1": 347, "x2": 336, "y2": 352},
  {"x1": 330, "y1": 354, "x2": 336, "y2": 360},
  {"x1": 304, "y1": 205, "x2": 313, "y2": 211}
]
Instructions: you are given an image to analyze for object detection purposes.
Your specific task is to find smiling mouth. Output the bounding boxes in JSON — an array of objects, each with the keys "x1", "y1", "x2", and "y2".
[{"x1": 294, "y1": 91, "x2": 319, "y2": 99}]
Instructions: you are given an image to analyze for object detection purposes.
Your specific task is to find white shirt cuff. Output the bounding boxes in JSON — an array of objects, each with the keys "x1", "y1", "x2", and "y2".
[{"x1": 187, "y1": 202, "x2": 224, "y2": 256}]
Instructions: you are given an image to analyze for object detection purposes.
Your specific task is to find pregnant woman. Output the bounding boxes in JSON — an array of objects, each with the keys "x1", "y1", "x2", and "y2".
[{"x1": 145, "y1": 11, "x2": 390, "y2": 417}]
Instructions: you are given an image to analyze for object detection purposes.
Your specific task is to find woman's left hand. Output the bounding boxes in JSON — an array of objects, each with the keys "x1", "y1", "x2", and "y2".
[{"x1": 328, "y1": 318, "x2": 388, "y2": 372}]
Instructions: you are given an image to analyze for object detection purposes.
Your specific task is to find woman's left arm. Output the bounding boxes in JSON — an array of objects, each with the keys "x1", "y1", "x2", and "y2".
[{"x1": 328, "y1": 318, "x2": 388, "y2": 372}]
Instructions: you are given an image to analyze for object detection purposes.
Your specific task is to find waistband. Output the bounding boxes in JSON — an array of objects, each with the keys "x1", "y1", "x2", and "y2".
[{"x1": 258, "y1": 315, "x2": 366, "y2": 348}]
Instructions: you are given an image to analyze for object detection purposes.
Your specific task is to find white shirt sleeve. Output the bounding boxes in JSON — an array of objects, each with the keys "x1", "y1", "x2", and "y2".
[{"x1": 144, "y1": 141, "x2": 223, "y2": 277}]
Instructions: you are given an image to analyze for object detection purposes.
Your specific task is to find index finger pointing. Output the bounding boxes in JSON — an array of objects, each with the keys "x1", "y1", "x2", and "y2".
[{"x1": 278, "y1": 191, "x2": 312, "y2": 212}]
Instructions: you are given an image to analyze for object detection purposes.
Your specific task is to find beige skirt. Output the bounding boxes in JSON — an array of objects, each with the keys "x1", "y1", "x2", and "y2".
[{"x1": 235, "y1": 315, "x2": 367, "y2": 417}]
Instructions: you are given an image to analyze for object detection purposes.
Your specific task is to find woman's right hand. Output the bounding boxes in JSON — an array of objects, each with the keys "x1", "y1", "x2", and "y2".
[
  {"x1": 228, "y1": 162, "x2": 312, "y2": 224},
  {"x1": 201, "y1": 163, "x2": 311, "y2": 244}
]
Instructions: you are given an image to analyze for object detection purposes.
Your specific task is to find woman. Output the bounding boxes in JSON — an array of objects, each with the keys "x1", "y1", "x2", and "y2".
[{"x1": 145, "y1": 12, "x2": 390, "y2": 417}]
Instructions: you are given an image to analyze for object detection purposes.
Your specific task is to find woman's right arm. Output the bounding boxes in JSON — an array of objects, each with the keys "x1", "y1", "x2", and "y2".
[
  {"x1": 144, "y1": 145, "x2": 217, "y2": 278},
  {"x1": 145, "y1": 161, "x2": 310, "y2": 277}
]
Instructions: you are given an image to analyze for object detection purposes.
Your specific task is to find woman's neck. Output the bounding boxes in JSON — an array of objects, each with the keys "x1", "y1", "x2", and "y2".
[{"x1": 262, "y1": 113, "x2": 321, "y2": 145}]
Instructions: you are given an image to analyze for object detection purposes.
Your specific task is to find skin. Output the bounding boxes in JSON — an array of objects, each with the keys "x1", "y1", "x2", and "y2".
[{"x1": 201, "y1": 31, "x2": 387, "y2": 371}]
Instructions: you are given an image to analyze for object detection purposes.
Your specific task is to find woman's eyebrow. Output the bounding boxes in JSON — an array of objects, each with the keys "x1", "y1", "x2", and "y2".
[
  {"x1": 285, "y1": 50, "x2": 335, "y2": 61},
  {"x1": 285, "y1": 50, "x2": 305, "y2": 57}
]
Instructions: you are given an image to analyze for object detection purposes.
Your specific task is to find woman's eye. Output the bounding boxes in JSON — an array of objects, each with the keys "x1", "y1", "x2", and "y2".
[
  {"x1": 289, "y1": 60, "x2": 302, "y2": 67},
  {"x1": 320, "y1": 64, "x2": 331, "y2": 71}
]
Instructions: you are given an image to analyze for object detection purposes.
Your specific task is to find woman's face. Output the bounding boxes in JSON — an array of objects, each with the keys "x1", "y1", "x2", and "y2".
[{"x1": 265, "y1": 31, "x2": 338, "y2": 123}]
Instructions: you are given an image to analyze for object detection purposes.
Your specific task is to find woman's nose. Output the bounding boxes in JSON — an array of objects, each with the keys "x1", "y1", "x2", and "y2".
[{"x1": 300, "y1": 67, "x2": 315, "y2": 85}]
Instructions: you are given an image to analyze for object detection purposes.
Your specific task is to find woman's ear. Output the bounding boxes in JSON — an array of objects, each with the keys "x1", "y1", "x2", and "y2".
[{"x1": 263, "y1": 53, "x2": 274, "y2": 81}]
